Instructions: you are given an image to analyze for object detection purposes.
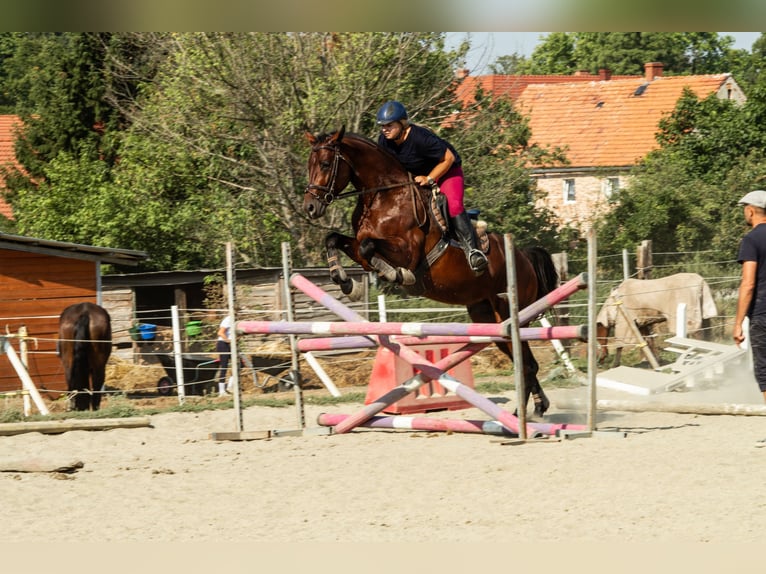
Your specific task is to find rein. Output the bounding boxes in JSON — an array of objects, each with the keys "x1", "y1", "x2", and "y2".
[{"x1": 305, "y1": 143, "x2": 419, "y2": 206}]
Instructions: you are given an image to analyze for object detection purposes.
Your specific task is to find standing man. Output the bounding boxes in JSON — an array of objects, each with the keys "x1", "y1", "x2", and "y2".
[{"x1": 733, "y1": 190, "x2": 766, "y2": 443}]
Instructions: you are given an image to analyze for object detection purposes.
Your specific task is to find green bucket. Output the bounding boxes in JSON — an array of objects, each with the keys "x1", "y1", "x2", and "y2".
[{"x1": 185, "y1": 321, "x2": 203, "y2": 337}]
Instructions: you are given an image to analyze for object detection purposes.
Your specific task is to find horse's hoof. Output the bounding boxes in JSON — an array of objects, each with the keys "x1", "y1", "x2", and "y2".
[
  {"x1": 533, "y1": 397, "x2": 550, "y2": 417},
  {"x1": 347, "y1": 279, "x2": 365, "y2": 302},
  {"x1": 398, "y1": 268, "x2": 416, "y2": 285},
  {"x1": 339, "y1": 279, "x2": 354, "y2": 296}
]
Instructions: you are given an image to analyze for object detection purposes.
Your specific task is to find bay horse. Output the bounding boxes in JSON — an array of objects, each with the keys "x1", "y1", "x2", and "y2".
[
  {"x1": 303, "y1": 126, "x2": 559, "y2": 416},
  {"x1": 57, "y1": 302, "x2": 112, "y2": 411}
]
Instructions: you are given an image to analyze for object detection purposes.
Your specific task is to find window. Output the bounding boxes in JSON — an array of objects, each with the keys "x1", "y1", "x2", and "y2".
[
  {"x1": 602, "y1": 177, "x2": 620, "y2": 199},
  {"x1": 563, "y1": 179, "x2": 575, "y2": 203}
]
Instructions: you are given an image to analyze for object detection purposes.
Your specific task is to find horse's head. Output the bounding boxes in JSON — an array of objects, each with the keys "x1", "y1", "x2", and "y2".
[{"x1": 303, "y1": 126, "x2": 352, "y2": 219}]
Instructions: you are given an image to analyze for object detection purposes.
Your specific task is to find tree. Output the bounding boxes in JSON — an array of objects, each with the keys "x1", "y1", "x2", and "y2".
[
  {"x1": 489, "y1": 53, "x2": 527, "y2": 75},
  {"x1": 523, "y1": 32, "x2": 736, "y2": 76},
  {"x1": 2, "y1": 32, "x2": 570, "y2": 273},
  {"x1": 595, "y1": 86, "x2": 766, "y2": 265},
  {"x1": 520, "y1": 32, "x2": 576, "y2": 74}
]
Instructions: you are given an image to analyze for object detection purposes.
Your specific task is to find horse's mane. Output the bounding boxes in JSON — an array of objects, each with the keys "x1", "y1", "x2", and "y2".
[{"x1": 314, "y1": 129, "x2": 407, "y2": 173}]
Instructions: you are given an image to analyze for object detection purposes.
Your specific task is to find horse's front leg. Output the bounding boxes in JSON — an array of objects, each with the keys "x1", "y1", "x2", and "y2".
[
  {"x1": 326, "y1": 232, "x2": 366, "y2": 301},
  {"x1": 359, "y1": 238, "x2": 417, "y2": 286}
]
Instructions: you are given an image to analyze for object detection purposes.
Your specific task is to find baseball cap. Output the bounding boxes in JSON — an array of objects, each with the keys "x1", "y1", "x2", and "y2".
[{"x1": 737, "y1": 190, "x2": 766, "y2": 208}]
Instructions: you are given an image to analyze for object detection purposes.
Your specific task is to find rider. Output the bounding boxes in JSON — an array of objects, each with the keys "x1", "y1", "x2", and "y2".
[{"x1": 375, "y1": 100, "x2": 488, "y2": 275}]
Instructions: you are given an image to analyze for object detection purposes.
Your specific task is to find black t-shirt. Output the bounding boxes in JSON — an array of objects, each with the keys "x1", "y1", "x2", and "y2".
[
  {"x1": 377, "y1": 124, "x2": 461, "y2": 176},
  {"x1": 738, "y1": 223, "x2": 766, "y2": 318}
]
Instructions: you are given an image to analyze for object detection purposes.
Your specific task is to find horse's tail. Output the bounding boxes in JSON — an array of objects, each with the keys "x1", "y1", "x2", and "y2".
[
  {"x1": 71, "y1": 312, "x2": 91, "y2": 392},
  {"x1": 521, "y1": 246, "x2": 559, "y2": 299}
]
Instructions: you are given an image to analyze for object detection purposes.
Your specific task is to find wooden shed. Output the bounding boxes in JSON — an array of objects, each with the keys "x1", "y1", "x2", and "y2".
[{"x1": 0, "y1": 233, "x2": 147, "y2": 395}]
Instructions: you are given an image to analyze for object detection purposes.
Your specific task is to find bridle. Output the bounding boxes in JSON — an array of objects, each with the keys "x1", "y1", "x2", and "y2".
[{"x1": 305, "y1": 142, "x2": 417, "y2": 206}]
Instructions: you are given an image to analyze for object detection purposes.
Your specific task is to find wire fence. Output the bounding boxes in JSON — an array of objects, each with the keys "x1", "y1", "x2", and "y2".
[{"x1": 1, "y1": 246, "x2": 748, "y2": 404}]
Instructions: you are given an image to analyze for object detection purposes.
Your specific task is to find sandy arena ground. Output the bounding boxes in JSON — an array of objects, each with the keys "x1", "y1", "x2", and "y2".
[{"x1": 2, "y1": 363, "x2": 765, "y2": 546}]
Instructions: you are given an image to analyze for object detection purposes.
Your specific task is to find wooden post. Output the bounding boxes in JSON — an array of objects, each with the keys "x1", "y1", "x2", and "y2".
[
  {"x1": 504, "y1": 234, "x2": 526, "y2": 440},
  {"x1": 614, "y1": 299, "x2": 661, "y2": 369},
  {"x1": 637, "y1": 240, "x2": 652, "y2": 279},
  {"x1": 587, "y1": 228, "x2": 598, "y2": 432},
  {"x1": 551, "y1": 252, "x2": 569, "y2": 326}
]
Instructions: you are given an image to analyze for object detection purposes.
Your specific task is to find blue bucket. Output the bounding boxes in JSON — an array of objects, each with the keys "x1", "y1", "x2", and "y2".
[{"x1": 138, "y1": 323, "x2": 157, "y2": 341}]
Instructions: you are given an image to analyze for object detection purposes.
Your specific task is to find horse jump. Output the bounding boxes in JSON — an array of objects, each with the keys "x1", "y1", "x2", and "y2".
[{"x1": 236, "y1": 272, "x2": 589, "y2": 438}]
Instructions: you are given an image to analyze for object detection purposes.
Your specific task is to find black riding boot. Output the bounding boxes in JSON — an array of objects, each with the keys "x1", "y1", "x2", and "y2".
[{"x1": 451, "y1": 211, "x2": 488, "y2": 275}]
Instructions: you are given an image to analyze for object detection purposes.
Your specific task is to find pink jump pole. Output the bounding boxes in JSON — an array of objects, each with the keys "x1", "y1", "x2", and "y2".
[
  {"x1": 236, "y1": 318, "x2": 509, "y2": 338},
  {"x1": 513, "y1": 272, "x2": 588, "y2": 328},
  {"x1": 296, "y1": 325, "x2": 587, "y2": 352},
  {"x1": 289, "y1": 273, "x2": 539, "y2": 437},
  {"x1": 317, "y1": 413, "x2": 587, "y2": 437}
]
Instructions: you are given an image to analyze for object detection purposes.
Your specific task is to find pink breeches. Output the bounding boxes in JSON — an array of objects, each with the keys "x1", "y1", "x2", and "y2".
[{"x1": 438, "y1": 165, "x2": 465, "y2": 217}]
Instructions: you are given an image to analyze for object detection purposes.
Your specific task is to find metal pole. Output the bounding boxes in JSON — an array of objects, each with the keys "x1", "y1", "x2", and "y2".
[
  {"x1": 170, "y1": 305, "x2": 186, "y2": 405},
  {"x1": 622, "y1": 248, "x2": 629, "y2": 281},
  {"x1": 226, "y1": 242, "x2": 243, "y2": 432},
  {"x1": 504, "y1": 234, "x2": 526, "y2": 440},
  {"x1": 587, "y1": 228, "x2": 598, "y2": 431},
  {"x1": 281, "y1": 242, "x2": 304, "y2": 429}
]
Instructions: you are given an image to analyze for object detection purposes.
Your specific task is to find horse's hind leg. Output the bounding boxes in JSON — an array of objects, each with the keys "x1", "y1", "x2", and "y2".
[
  {"x1": 521, "y1": 341, "x2": 549, "y2": 417},
  {"x1": 73, "y1": 390, "x2": 91, "y2": 411}
]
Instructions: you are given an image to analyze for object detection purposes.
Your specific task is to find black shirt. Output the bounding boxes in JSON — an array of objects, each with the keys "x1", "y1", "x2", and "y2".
[
  {"x1": 738, "y1": 222, "x2": 766, "y2": 318},
  {"x1": 377, "y1": 124, "x2": 461, "y2": 176}
]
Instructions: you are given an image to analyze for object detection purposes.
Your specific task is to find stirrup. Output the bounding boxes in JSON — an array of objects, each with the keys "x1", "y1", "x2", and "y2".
[{"x1": 468, "y1": 249, "x2": 488, "y2": 273}]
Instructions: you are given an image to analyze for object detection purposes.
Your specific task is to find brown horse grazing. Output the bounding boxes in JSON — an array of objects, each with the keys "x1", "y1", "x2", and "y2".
[
  {"x1": 57, "y1": 302, "x2": 112, "y2": 411},
  {"x1": 303, "y1": 127, "x2": 559, "y2": 417}
]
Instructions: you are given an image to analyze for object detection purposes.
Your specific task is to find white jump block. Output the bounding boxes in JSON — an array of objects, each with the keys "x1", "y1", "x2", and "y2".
[
  {"x1": 597, "y1": 337, "x2": 748, "y2": 396},
  {"x1": 597, "y1": 366, "x2": 685, "y2": 395}
]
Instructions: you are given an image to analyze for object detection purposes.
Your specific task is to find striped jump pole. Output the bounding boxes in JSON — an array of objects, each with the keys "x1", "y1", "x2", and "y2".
[
  {"x1": 288, "y1": 273, "x2": 537, "y2": 437},
  {"x1": 237, "y1": 318, "x2": 512, "y2": 338},
  {"x1": 297, "y1": 325, "x2": 587, "y2": 353},
  {"x1": 317, "y1": 413, "x2": 588, "y2": 437},
  {"x1": 512, "y1": 272, "x2": 588, "y2": 329}
]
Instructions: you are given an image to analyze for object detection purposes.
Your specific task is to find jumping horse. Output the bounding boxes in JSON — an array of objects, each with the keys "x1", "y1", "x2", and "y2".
[
  {"x1": 303, "y1": 126, "x2": 559, "y2": 416},
  {"x1": 57, "y1": 302, "x2": 112, "y2": 411}
]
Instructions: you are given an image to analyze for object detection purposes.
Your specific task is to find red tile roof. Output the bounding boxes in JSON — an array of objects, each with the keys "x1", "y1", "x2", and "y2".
[
  {"x1": 456, "y1": 71, "x2": 640, "y2": 105},
  {"x1": 514, "y1": 74, "x2": 741, "y2": 168},
  {"x1": 0, "y1": 114, "x2": 22, "y2": 220}
]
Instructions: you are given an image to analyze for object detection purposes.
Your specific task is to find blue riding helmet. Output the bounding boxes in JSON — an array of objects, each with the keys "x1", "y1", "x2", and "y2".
[{"x1": 376, "y1": 100, "x2": 408, "y2": 125}]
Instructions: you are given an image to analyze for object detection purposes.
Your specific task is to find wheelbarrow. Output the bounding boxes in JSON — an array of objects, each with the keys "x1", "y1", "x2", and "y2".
[{"x1": 155, "y1": 353, "x2": 220, "y2": 396}]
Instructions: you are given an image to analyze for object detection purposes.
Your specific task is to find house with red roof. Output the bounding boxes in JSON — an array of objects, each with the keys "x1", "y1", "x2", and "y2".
[
  {"x1": 0, "y1": 114, "x2": 23, "y2": 221},
  {"x1": 510, "y1": 63, "x2": 746, "y2": 228}
]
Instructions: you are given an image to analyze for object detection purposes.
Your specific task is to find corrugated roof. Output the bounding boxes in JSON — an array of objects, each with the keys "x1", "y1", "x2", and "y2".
[
  {"x1": 0, "y1": 114, "x2": 23, "y2": 220},
  {"x1": 514, "y1": 74, "x2": 738, "y2": 168},
  {"x1": 0, "y1": 232, "x2": 148, "y2": 266}
]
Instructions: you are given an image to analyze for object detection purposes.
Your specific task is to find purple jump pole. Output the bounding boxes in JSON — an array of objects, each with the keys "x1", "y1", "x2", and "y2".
[
  {"x1": 317, "y1": 413, "x2": 587, "y2": 437},
  {"x1": 297, "y1": 325, "x2": 587, "y2": 352},
  {"x1": 289, "y1": 273, "x2": 540, "y2": 437}
]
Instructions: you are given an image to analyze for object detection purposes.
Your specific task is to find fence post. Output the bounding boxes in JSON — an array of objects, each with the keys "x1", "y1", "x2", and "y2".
[
  {"x1": 552, "y1": 252, "x2": 570, "y2": 327},
  {"x1": 637, "y1": 240, "x2": 653, "y2": 279}
]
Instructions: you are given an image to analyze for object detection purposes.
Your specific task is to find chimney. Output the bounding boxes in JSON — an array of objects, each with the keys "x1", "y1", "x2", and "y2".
[
  {"x1": 598, "y1": 68, "x2": 612, "y2": 81},
  {"x1": 456, "y1": 68, "x2": 470, "y2": 79},
  {"x1": 645, "y1": 62, "x2": 663, "y2": 81}
]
